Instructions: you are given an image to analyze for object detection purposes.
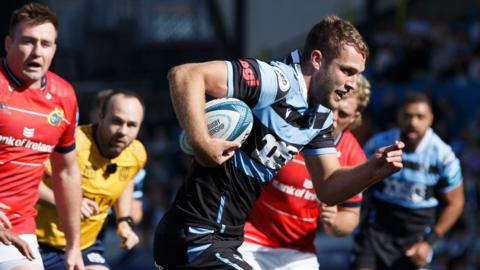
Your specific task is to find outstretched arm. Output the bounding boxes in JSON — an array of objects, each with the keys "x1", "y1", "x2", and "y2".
[
  {"x1": 304, "y1": 141, "x2": 404, "y2": 205},
  {"x1": 168, "y1": 62, "x2": 240, "y2": 167}
]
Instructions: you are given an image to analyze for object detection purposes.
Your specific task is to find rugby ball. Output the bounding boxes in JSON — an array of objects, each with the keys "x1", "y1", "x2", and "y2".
[{"x1": 179, "y1": 98, "x2": 253, "y2": 155}]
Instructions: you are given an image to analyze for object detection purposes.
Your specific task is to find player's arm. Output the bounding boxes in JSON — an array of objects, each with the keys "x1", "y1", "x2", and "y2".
[
  {"x1": 114, "y1": 180, "x2": 139, "y2": 250},
  {"x1": 50, "y1": 150, "x2": 84, "y2": 270},
  {"x1": 130, "y1": 168, "x2": 146, "y2": 225},
  {"x1": 303, "y1": 141, "x2": 404, "y2": 206},
  {"x1": 321, "y1": 204, "x2": 360, "y2": 237},
  {"x1": 168, "y1": 61, "x2": 240, "y2": 167},
  {"x1": 38, "y1": 180, "x2": 56, "y2": 207},
  {"x1": 406, "y1": 184, "x2": 464, "y2": 267},
  {"x1": 433, "y1": 184, "x2": 465, "y2": 236},
  {"x1": 131, "y1": 199, "x2": 143, "y2": 225}
]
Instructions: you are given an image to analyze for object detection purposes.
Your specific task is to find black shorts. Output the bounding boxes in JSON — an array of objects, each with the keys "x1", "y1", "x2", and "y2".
[
  {"x1": 352, "y1": 224, "x2": 431, "y2": 270},
  {"x1": 39, "y1": 239, "x2": 109, "y2": 270},
  {"x1": 153, "y1": 213, "x2": 252, "y2": 269}
]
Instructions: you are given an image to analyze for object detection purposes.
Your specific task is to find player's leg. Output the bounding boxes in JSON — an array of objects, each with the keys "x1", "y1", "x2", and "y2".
[{"x1": 0, "y1": 234, "x2": 43, "y2": 270}]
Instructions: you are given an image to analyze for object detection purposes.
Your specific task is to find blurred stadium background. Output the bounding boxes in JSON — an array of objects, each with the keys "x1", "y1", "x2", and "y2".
[{"x1": 2, "y1": 0, "x2": 480, "y2": 269}]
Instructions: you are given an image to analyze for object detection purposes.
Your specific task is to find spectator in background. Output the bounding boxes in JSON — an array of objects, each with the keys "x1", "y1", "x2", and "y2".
[
  {"x1": 239, "y1": 75, "x2": 372, "y2": 269},
  {"x1": 352, "y1": 92, "x2": 464, "y2": 270}
]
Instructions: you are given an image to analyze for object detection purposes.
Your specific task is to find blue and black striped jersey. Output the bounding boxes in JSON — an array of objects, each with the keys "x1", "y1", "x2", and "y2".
[
  {"x1": 363, "y1": 128, "x2": 463, "y2": 233},
  {"x1": 171, "y1": 50, "x2": 336, "y2": 234}
]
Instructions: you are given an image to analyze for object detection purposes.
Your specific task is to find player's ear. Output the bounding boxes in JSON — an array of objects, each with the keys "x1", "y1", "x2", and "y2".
[
  {"x1": 311, "y1": 50, "x2": 323, "y2": 70},
  {"x1": 5, "y1": 36, "x2": 12, "y2": 53}
]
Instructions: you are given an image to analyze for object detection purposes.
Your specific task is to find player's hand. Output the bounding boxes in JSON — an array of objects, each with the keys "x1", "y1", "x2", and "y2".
[
  {"x1": 65, "y1": 246, "x2": 85, "y2": 270},
  {"x1": 406, "y1": 241, "x2": 432, "y2": 267},
  {"x1": 0, "y1": 228, "x2": 35, "y2": 260},
  {"x1": 192, "y1": 137, "x2": 241, "y2": 167},
  {"x1": 116, "y1": 222, "x2": 139, "y2": 250},
  {"x1": 319, "y1": 203, "x2": 338, "y2": 227},
  {"x1": 80, "y1": 198, "x2": 99, "y2": 220},
  {"x1": 371, "y1": 140, "x2": 404, "y2": 179},
  {"x1": 0, "y1": 202, "x2": 11, "y2": 229}
]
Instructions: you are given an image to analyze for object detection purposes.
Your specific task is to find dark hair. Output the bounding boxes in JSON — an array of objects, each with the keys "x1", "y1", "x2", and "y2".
[
  {"x1": 9, "y1": 2, "x2": 58, "y2": 37},
  {"x1": 100, "y1": 89, "x2": 146, "y2": 118},
  {"x1": 302, "y1": 15, "x2": 369, "y2": 64},
  {"x1": 401, "y1": 91, "x2": 432, "y2": 110}
]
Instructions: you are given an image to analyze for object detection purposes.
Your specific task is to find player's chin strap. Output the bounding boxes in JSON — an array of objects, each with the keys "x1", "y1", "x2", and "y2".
[{"x1": 2, "y1": 58, "x2": 47, "y2": 91}]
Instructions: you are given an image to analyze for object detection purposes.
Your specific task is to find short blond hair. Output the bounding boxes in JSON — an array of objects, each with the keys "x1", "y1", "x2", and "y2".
[{"x1": 344, "y1": 74, "x2": 371, "y2": 130}]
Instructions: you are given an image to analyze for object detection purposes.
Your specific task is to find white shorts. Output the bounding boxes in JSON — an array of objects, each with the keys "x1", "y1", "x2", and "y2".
[
  {"x1": 238, "y1": 242, "x2": 319, "y2": 270},
  {"x1": 0, "y1": 234, "x2": 43, "y2": 269}
]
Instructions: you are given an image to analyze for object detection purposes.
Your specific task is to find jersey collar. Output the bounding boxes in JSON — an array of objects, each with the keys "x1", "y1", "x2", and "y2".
[
  {"x1": 2, "y1": 58, "x2": 47, "y2": 91},
  {"x1": 290, "y1": 50, "x2": 308, "y2": 103}
]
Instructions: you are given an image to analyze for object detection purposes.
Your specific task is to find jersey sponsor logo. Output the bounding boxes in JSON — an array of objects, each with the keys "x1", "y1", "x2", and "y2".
[
  {"x1": 303, "y1": 179, "x2": 313, "y2": 189},
  {"x1": 272, "y1": 179, "x2": 317, "y2": 201},
  {"x1": 382, "y1": 178, "x2": 427, "y2": 203},
  {"x1": 251, "y1": 134, "x2": 299, "y2": 170},
  {"x1": 336, "y1": 150, "x2": 342, "y2": 158},
  {"x1": 23, "y1": 127, "x2": 34, "y2": 138},
  {"x1": 273, "y1": 67, "x2": 290, "y2": 92},
  {"x1": 48, "y1": 108, "x2": 64, "y2": 126},
  {"x1": 0, "y1": 134, "x2": 54, "y2": 152},
  {"x1": 239, "y1": 60, "x2": 259, "y2": 87}
]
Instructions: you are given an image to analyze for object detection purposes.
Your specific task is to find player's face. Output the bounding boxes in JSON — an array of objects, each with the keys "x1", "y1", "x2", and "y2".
[
  {"x1": 398, "y1": 102, "x2": 433, "y2": 146},
  {"x1": 5, "y1": 20, "x2": 57, "y2": 88},
  {"x1": 332, "y1": 96, "x2": 359, "y2": 137},
  {"x1": 98, "y1": 95, "x2": 144, "y2": 158},
  {"x1": 310, "y1": 44, "x2": 365, "y2": 109}
]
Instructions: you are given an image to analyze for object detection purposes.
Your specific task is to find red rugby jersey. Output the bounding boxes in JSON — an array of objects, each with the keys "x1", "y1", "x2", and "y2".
[
  {"x1": 244, "y1": 130, "x2": 365, "y2": 253},
  {"x1": 0, "y1": 61, "x2": 77, "y2": 234}
]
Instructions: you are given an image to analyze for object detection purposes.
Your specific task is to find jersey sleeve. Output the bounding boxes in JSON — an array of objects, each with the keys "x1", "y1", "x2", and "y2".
[
  {"x1": 436, "y1": 149, "x2": 463, "y2": 193},
  {"x1": 130, "y1": 140, "x2": 147, "y2": 200},
  {"x1": 225, "y1": 59, "x2": 288, "y2": 109},
  {"x1": 302, "y1": 122, "x2": 336, "y2": 155},
  {"x1": 54, "y1": 86, "x2": 78, "y2": 153}
]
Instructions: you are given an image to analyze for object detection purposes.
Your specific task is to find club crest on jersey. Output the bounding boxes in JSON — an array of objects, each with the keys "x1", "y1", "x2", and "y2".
[{"x1": 48, "y1": 108, "x2": 64, "y2": 126}]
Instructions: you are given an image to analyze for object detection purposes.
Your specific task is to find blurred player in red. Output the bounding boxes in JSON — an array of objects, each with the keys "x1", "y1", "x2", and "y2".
[
  {"x1": 239, "y1": 75, "x2": 371, "y2": 269},
  {"x1": 0, "y1": 3, "x2": 83, "y2": 269}
]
